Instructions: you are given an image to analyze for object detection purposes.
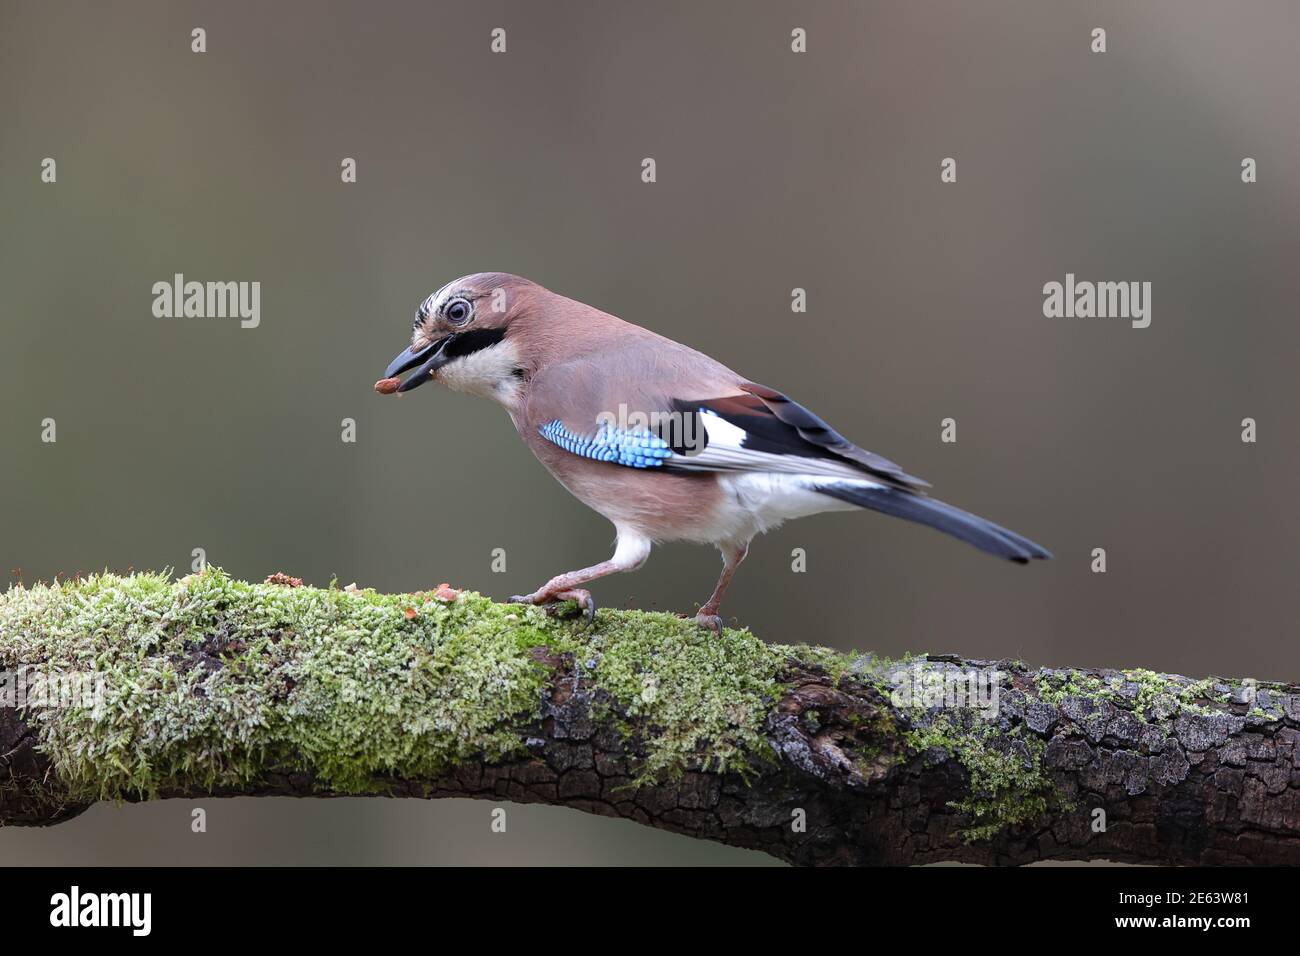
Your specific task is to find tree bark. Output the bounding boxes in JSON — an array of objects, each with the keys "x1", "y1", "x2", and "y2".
[{"x1": 3, "y1": 574, "x2": 1299, "y2": 865}]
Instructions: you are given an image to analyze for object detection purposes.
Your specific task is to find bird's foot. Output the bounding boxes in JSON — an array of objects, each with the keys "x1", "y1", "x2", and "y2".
[
  {"x1": 693, "y1": 612, "x2": 724, "y2": 636},
  {"x1": 510, "y1": 588, "x2": 597, "y2": 628}
]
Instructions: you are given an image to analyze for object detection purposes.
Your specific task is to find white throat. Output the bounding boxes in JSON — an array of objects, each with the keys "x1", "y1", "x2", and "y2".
[{"x1": 436, "y1": 339, "x2": 524, "y2": 409}]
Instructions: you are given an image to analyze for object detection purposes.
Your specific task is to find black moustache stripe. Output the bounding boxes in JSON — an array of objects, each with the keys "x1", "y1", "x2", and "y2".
[{"x1": 442, "y1": 327, "x2": 507, "y2": 360}]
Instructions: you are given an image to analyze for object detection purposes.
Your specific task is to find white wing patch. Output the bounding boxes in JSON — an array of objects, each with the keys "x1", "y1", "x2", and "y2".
[{"x1": 666, "y1": 409, "x2": 874, "y2": 481}]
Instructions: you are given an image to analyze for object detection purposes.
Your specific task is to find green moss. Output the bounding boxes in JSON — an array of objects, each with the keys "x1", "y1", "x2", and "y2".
[
  {"x1": 1035, "y1": 671, "x2": 1106, "y2": 705},
  {"x1": 1118, "y1": 668, "x2": 1173, "y2": 720},
  {"x1": 0, "y1": 569, "x2": 788, "y2": 801},
  {"x1": 1034, "y1": 667, "x2": 1232, "y2": 722},
  {"x1": 781, "y1": 644, "x2": 925, "y2": 699},
  {"x1": 892, "y1": 662, "x2": 1074, "y2": 841},
  {"x1": 781, "y1": 644, "x2": 857, "y2": 685},
  {"x1": 581, "y1": 610, "x2": 782, "y2": 782},
  {"x1": 904, "y1": 712, "x2": 1060, "y2": 842},
  {"x1": 2, "y1": 570, "x2": 562, "y2": 798}
]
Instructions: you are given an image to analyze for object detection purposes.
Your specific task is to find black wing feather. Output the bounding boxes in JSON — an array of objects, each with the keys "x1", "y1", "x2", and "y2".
[{"x1": 664, "y1": 383, "x2": 928, "y2": 489}]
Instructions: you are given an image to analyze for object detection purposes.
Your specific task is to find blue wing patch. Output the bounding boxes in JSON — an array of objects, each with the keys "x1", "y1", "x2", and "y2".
[{"x1": 538, "y1": 419, "x2": 673, "y2": 469}]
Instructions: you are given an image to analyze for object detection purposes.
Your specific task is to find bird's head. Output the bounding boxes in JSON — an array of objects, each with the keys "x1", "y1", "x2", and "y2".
[{"x1": 378, "y1": 272, "x2": 538, "y2": 406}]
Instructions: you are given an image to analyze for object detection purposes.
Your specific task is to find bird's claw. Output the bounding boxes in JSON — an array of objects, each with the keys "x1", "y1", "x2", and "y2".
[
  {"x1": 693, "y1": 612, "x2": 724, "y2": 636},
  {"x1": 550, "y1": 589, "x2": 597, "y2": 628},
  {"x1": 511, "y1": 588, "x2": 597, "y2": 629}
]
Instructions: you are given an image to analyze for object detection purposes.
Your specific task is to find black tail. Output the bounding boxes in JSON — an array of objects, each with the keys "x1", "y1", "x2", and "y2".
[{"x1": 816, "y1": 482, "x2": 1051, "y2": 564}]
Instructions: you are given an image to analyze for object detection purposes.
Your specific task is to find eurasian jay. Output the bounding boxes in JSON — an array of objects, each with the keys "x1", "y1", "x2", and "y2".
[{"x1": 378, "y1": 273, "x2": 1049, "y2": 630}]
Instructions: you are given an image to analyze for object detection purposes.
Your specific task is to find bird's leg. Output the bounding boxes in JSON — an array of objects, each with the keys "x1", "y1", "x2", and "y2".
[
  {"x1": 694, "y1": 541, "x2": 749, "y2": 635},
  {"x1": 510, "y1": 531, "x2": 651, "y2": 627}
]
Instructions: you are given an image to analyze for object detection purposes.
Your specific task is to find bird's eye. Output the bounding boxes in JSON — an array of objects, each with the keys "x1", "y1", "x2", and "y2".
[{"x1": 444, "y1": 297, "x2": 472, "y2": 325}]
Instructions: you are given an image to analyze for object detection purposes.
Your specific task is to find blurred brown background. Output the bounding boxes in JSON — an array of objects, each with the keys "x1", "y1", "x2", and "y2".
[{"x1": 1, "y1": 0, "x2": 1297, "y2": 865}]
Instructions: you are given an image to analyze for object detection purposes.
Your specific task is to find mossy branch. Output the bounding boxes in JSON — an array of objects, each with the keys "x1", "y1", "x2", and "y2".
[{"x1": 2, "y1": 570, "x2": 1299, "y2": 865}]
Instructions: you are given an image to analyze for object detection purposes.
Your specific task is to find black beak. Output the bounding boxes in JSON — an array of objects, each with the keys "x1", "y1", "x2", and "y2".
[{"x1": 383, "y1": 335, "x2": 457, "y2": 393}]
